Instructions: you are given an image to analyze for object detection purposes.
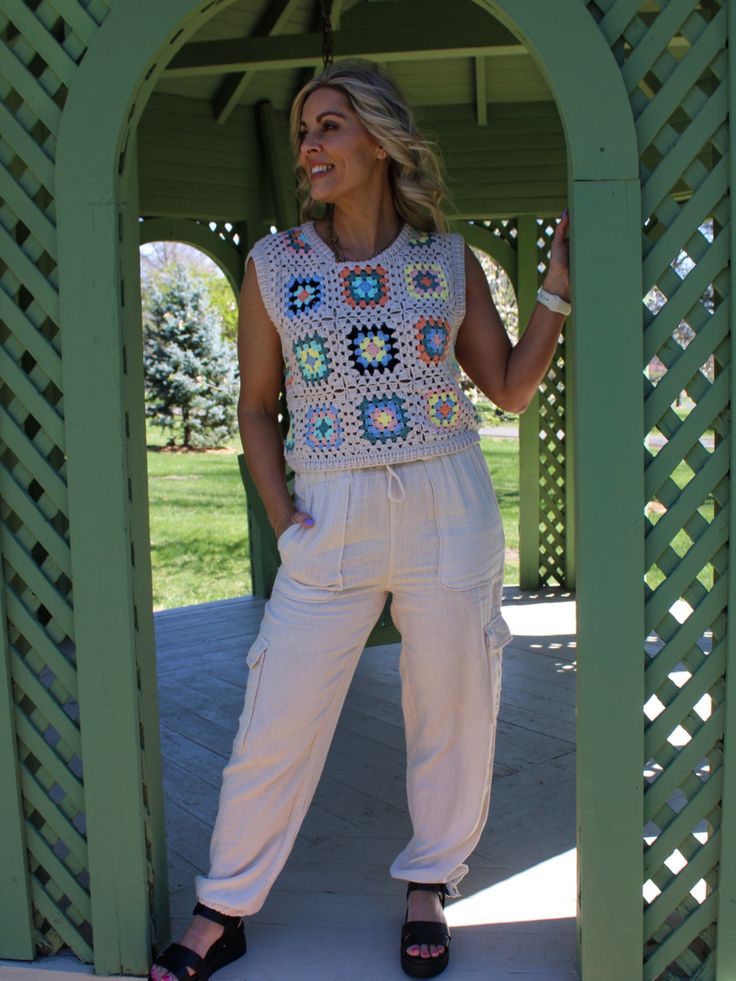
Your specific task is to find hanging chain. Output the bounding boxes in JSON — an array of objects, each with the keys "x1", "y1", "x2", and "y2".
[{"x1": 321, "y1": 0, "x2": 334, "y2": 67}]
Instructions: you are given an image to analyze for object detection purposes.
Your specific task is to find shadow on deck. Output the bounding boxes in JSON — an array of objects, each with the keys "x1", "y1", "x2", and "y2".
[{"x1": 155, "y1": 587, "x2": 578, "y2": 980}]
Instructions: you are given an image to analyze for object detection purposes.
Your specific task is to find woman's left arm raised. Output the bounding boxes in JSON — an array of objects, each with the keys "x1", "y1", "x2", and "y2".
[{"x1": 454, "y1": 211, "x2": 570, "y2": 415}]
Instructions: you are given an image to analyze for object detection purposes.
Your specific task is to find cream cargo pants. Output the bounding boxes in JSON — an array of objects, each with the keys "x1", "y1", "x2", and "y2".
[{"x1": 196, "y1": 442, "x2": 511, "y2": 914}]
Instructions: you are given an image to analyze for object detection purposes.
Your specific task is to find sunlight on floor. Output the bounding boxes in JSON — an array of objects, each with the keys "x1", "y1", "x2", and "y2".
[{"x1": 446, "y1": 849, "x2": 577, "y2": 927}]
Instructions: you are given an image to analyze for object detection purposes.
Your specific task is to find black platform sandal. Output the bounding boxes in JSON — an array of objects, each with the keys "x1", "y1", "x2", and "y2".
[
  {"x1": 400, "y1": 882, "x2": 451, "y2": 978},
  {"x1": 148, "y1": 902, "x2": 246, "y2": 981}
]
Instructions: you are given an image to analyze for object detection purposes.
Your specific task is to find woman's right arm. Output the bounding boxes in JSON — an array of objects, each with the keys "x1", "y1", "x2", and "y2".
[{"x1": 237, "y1": 259, "x2": 312, "y2": 539}]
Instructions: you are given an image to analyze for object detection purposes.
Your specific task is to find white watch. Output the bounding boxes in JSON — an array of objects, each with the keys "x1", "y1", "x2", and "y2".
[{"x1": 537, "y1": 287, "x2": 571, "y2": 316}]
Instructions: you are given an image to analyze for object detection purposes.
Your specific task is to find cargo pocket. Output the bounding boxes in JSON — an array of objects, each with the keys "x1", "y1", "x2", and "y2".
[
  {"x1": 275, "y1": 475, "x2": 350, "y2": 601},
  {"x1": 484, "y1": 610, "x2": 512, "y2": 715},
  {"x1": 235, "y1": 634, "x2": 268, "y2": 749},
  {"x1": 425, "y1": 447, "x2": 505, "y2": 590}
]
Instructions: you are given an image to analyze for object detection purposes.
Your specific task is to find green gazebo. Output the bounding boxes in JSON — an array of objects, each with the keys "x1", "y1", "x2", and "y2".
[{"x1": 1, "y1": 1, "x2": 734, "y2": 978}]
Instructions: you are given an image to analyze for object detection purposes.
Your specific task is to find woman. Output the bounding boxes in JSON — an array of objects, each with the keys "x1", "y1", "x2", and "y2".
[{"x1": 150, "y1": 60, "x2": 570, "y2": 981}]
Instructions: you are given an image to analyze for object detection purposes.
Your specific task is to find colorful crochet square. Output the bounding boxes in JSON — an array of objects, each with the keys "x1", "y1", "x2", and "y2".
[
  {"x1": 348, "y1": 323, "x2": 399, "y2": 375},
  {"x1": 408, "y1": 230, "x2": 436, "y2": 247},
  {"x1": 340, "y1": 265, "x2": 389, "y2": 308},
  {"x1": 293, "y1": 334, "x2": 331, "y2": 384},
  {"x1": 284, "y1": 227, "x2": 311, "y2": 253},
  {"x1": 404, "y1": 262, "x2": 449, "y2": 301},
  {"x1": 359, "y1": 394, "x2": 411, "y2": 444},
  {"x1": 286, "y1": 275, "x2": 323, "y2": 318},
  {"x1": 415, "y1": 316, "x2": 450, "y2": 365},
  {"x1": 426, "y1": 389, "x2": 461, "y2": 428},
  {"x1": 304, "y1": 404, "x2": 344, "y2": 450}
]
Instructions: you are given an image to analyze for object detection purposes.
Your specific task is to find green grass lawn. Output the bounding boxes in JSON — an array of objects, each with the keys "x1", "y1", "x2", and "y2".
[{"x1": 147, "y1": 433, "x2": 520, "y2": 610}]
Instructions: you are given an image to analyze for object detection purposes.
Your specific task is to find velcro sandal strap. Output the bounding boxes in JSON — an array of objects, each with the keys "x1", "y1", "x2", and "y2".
[
  {"x1": 402, "y1": 920, "x2": 451, "y2": 949},
  {"x1": 153, "y1": 942, "x2": 203, "y2": 980},
  {"x1": 192, "y1": 901, "x2": 242, "y2": 928}
]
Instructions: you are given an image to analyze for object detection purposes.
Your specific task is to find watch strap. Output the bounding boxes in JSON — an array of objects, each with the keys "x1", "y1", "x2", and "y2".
[{"x1": 537, "y1": 287, "x2": 571, "y2": 316}]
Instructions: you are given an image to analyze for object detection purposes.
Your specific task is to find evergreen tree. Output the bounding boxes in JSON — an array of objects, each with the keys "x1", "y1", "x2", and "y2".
[{"x1": 143, "y1": 262, "x2": 239, "y2": 449}]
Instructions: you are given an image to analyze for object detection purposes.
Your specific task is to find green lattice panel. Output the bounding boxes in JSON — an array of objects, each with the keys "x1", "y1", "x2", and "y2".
[
  {"x1": 536, "y1": 218, "x2": 568, "y2": 587},
  {"x1": 0, "y1": 0, "x2": 109, "y2": 961},
  {"x1": 591, "y1": 1, "x2": 729, "y2": 977}
]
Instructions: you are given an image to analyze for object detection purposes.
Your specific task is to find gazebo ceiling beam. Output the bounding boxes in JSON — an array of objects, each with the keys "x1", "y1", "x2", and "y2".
[
  {"x1": 212, "y1": 0, "x2": 302, "y2": 125},
  {"x1": 164, "y1": 22, "x2": 523, "y2": 78},
  {"x1": 474, "y1": 56, "x2": 487, "y2": 126}
]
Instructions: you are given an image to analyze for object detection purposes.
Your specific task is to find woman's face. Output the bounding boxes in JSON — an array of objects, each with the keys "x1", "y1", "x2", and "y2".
[{"x1": 298, "y1": 87, "x2": 386, "y2": 205}]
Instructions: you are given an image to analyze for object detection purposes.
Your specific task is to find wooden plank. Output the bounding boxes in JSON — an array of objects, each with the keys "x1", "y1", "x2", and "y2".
[
  {"x1": 517, "y1": 216, "x2": 541, "y2": 588},
  {"x1": 0, "y1": 551, "x2": 35, "y2": 959},
  {"x1": 571, "y1": 178, "x2": 644, "y2": 981},
  {"x1": 165, "y1": 23, "x2": 524, "y2": 77}
]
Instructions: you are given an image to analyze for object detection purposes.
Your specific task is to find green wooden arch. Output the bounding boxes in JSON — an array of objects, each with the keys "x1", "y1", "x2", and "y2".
[{"x1": 54, "y1": 1, "x2": 644, "y2": 975}]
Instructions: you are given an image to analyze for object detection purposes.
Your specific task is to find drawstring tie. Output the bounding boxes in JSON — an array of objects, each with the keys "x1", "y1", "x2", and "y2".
[{"x1": 385, "y1": 464, "x2": 405, "y2": 503}]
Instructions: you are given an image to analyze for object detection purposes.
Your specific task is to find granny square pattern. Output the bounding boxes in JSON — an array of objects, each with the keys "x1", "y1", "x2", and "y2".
[
  {"x1": 293, "y1": 334, "x2": 331, "y2": 384},
  {"x1": 404, "y1": 262, "x2": 449, "y2": 301},
  {"x1": 247, "y1": 222, "x2": 479, "y2": 470},
  {"x1": 359, "y1": 394, "x2": 411, "y2": 444},
  {"x1": 340, "y1": 265, "x2": 389, "y2": 308},
  {"x1": 305, "y1": 403, "x2": 344, "y2": 450},
  {"x1": 408, "y1": 230, "x2": 436, "y2": 247},
  {"x1": 426, "y1": 388, "x2": 461, "y2": 428},
  {"x1": 284, "y1": 227, "x2": 311, "y2": 253},
  {"x1": 348, "y1": 323, "x2": 399, "y2": 375},
  {"x1": 415, "y1": 316, "x2": 450, "y2": 365},
  {"x1": 286, "y1": 275, "x2": 323, "y2": 318}
]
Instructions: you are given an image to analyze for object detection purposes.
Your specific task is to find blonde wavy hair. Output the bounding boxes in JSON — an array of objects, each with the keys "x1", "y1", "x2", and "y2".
[{"x1": 289, "y1": 60, "x2": 447, "y2": 233}]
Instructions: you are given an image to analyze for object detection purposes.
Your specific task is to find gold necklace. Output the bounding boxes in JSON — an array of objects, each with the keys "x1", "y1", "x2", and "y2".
[{"x1": 325, "y1": 211, "x2": 402, "y2": 263}]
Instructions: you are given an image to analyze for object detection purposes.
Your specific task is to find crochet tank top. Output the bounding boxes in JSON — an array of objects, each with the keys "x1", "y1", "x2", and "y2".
[{"x1": 246, "y1": 221, "x2": 480, "y2": 472}]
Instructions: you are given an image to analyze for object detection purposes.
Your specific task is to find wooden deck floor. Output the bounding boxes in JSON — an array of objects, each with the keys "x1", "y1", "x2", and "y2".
[{"x1": 154, "y1": 588, "x2": 579, "y2": 980}]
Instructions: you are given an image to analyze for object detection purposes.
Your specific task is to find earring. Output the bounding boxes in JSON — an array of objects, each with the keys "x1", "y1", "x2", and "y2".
[{"x1": 377, "y1": 148, "x2": 387, "y2": 159}]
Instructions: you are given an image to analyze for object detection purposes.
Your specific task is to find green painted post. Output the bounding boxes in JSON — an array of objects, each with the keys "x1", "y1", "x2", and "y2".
[
  {"x1": 0, "y1": 556, "x2": 34, "y2": 959},
  {"x1": 517, "y1": 215, "x2": 541, "y2": 589},
  {"x1": 564, "y1": 313, "x2": 576, "y2": 591},
  {"x1": 257, "y1": 100, "x2": 298, "y2": 231},
  {"x1": 56, "y1": 0, "x2": 231, "y2": 971},
  {"x1": 572, "y1": 178, "x2": 645, "y2": 981},
  {"x1": 714, "y1": 5, "x2": 736, "y2": 973},
  {"x1": 121, "y1": 134, "x2": 170, "y2": 955}
]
